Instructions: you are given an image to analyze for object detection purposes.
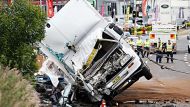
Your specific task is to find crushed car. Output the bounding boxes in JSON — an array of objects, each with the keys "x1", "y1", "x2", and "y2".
[{"x1": 35, "y1": 0, "x2": 152, "y2": 106}]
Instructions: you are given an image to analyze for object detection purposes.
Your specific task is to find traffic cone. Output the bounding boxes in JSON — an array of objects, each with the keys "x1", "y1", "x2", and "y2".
[{"x1": 101, "y1": 99, "x2": 106, "y2": 107}]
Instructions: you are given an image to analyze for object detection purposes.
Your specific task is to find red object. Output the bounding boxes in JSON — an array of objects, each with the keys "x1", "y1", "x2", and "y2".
[
  {"x1": 101, "y1": 99, "x2": 106, "y2": 107},
  {"x1": 150, "y1": 34, "x2": 155, "y2": 39},
  {"x1": 142, "y1": 27, "x2": 146, "y2": 34},
  {"x1": 47, "y1": 0, "x2": 54, "y2": 18},
  {"x1": 8, "y1": 0, "x2": 12, "y2": 5},
  {"x1": 142, "y1": 0, "x2": 147, "y2": 17},
  {"x1": 101, "y1": 3, "x2": 105, "y2": 16},
  {"x1": 170, "y1": 34, "x2": 175, "y2": 39}
]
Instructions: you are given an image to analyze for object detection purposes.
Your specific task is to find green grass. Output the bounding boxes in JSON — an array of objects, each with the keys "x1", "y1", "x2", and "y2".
[{"x1": 0, "y1": 65, "x2": 38, "y2": 107}]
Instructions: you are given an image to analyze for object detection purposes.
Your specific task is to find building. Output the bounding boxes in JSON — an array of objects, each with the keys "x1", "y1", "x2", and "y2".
[
  {"x1": 32, "y1": 0, "x2": 69, "y2": 14},
  {"x1": 147, "y1": 0, "x2": 190, "y2": 24},
  {"x1": 96, "y1": 0, "x2": 143, "y2": 17},
  {"x1": 170, "y1": 0, "x2": 190, "y2": 21}
]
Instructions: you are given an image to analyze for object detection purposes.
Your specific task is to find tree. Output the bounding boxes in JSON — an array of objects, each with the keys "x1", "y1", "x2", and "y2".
[{"x1": 0, "y1": 0, "x2": 46, "y2": 74}]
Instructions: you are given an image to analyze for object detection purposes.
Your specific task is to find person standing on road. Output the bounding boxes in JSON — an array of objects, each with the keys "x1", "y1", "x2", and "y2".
[
  {"x1": 129, "y1": 38, "x2": 135, "y2": 50},
  {"x1": 166, "y1": 40, "x2": 174, "y2": 63},
  {"x1": 156, "y1": 38, "x2": 163, "y2": 63},
  {"x1": 136, "y1": 36, "x2": 144, "y2": 58},
  {"x1": 144, "y1": 38, "x2": 150, "y2": 57}
]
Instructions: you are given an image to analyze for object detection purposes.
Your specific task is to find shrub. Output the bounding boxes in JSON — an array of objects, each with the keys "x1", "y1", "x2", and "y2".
[{"x1": 0, "y1": 0, "x2": 46, "y2": 74}]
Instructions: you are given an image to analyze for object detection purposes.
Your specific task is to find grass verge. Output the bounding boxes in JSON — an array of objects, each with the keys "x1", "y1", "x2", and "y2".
[{"x1": 0, "y1": 65, "x2": 40, "y2": 107}]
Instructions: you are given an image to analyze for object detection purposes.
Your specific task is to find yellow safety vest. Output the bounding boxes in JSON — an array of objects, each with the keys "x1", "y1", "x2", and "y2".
[
  {"x1": 157, "y1": 42, "x2": 162, "y2": 50},
  {"x1": 167, "y1": 43, "x2": 173, "y2": 52},
  {"x1": 129, "y1": 41, "x2": 135, "y2": 46},
  {"x1": 137, "y1": 39, "x2": 143, "y2": 46},
  {"x1": 144, "y1": 41, "x2": 150, "y2": 47}
]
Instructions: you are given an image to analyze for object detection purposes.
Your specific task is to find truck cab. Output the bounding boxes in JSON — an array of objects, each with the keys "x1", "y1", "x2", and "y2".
[{"x1": 40, "y1": 0, "x2": 152, "y2": 102}]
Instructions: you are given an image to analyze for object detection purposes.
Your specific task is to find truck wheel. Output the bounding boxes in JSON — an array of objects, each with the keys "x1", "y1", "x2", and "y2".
[
  {"x1": 188, "y1": 46, "x2": 190, "y2": 53},
  {"x1": 144, "y1": 70, "x2": 152, "y2": 80},
  {"x1": 143, "y1": 67, "x2": 152, "y2": 80}
]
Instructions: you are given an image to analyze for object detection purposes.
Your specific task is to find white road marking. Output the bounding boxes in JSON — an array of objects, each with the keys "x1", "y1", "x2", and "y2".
[
  {"x1": 184, "y1": 59, "x2": 188, "y2": 61},
  {"x1": 184, "y1": 55, "x2": 188, "y2": 57},
  {"x1": 185, "y1": 62, "x2": 189, "y2": 64},
  {"x1": 184, "y1": 57, "x2": 187, "y2": 59},
  {"x1": 188, "y1": 65, "x2": 190, "y2": 67}
]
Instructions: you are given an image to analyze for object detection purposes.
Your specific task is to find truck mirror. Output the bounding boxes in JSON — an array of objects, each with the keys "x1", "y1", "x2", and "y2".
[
  {"x1": 109, "y1": 23, "x2": 115, "y2": 29},
  {"x1": 113, "y1": 26, "x2": 123, "y2": 35}
]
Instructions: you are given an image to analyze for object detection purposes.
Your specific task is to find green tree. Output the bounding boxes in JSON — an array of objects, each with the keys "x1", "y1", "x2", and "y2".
[{"x1": 0, "y1": 0, "x2": 46, "y2": 74}]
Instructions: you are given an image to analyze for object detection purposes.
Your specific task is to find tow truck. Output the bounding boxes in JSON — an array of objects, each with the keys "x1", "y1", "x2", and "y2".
[{"x1": 35, "y1": 0, "x2": 152, "y2": 106}]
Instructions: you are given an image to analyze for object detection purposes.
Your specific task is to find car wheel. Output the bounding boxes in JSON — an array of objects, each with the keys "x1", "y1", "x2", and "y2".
[{"x1": 188, "y1": 46, "x2": 190, "y2": 53}]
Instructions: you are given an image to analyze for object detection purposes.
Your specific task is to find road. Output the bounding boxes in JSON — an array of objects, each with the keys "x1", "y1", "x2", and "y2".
[{"x1": 115, "y1": 34, "x2": 190, "y2": 106}]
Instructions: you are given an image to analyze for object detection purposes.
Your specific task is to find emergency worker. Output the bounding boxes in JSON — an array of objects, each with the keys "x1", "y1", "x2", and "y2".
[
  {"x1": 144, "y1": 38, "x2": 150, "y2": 57},
  {"x1": 129, "y1": 38, "x2": 135, "y2": 50},
  {"x1": 166, "y1": 40, "x2": 174, "y2": 63},
  {"x1": 136, "y1": 36, "x2": 144, "y2": 58},
  {"x1": 156, "y1": 38, "x2": 163, "y2": 63}
]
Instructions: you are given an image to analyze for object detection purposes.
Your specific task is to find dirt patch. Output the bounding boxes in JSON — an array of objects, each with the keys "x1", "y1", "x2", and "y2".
[{"x1": 115, "y1": 79, "x2": 190, "y2": 102}]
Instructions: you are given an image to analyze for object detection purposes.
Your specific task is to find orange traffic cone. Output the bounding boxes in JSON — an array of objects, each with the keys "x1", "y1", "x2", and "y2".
[{"x1": 101, "y1": 99, "x2": 106, "y2": 107}]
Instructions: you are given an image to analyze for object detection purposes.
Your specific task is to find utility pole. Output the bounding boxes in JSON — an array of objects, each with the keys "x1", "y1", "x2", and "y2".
[
  {"x1": 124, "y1": 0, "x2": 130, "y2": 28},
  {"x1": 134, "y1": 0, "x2": 137, "y2": 36}
]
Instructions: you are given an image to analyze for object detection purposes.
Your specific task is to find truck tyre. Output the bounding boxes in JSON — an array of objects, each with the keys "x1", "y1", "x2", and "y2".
[
  {"x1": 144, "y1": 70, "x2": 152, "y2": 80},
  {"x1": 143, "y1": 67, "x2": 152, "y2": 80}
]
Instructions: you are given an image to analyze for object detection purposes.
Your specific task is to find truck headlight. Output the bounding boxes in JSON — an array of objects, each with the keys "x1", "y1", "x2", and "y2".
[{"x1": 120, "y1": 55, "x2": 131, "y2": 66}]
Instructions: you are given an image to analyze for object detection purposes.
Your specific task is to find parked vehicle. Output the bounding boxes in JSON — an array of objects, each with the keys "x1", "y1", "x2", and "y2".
[{"x1": 149, "y1": 24, "x2": 177, "y2": 53}]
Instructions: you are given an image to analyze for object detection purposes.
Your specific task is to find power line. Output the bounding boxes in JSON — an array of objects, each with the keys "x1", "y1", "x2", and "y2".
[{"x1": 135, "y1": 48, "x2": 190, "y2": 75}]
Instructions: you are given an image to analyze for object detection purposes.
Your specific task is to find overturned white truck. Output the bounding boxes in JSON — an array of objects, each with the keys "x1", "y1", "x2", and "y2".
[{"x1": 37, "y1": 0, "x2": 152, "y2": 105}]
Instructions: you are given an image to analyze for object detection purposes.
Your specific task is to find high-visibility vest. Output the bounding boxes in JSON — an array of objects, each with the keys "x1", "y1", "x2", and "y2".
[
  {"x1": 137, "y1": 39, "x2": 143, "y2": 46},
  {"x1": 157, "y1": 42, "x2": 162, "y2": 50},
  {"x1": 167, "y1": 43, "x2": 173, "y2": 52},
  {"x1": 129, "y1": 41, "x2": 135, "y2": 46},
  {"x1": 144, "y1": 41, "x2": 150, "y2": 47}
]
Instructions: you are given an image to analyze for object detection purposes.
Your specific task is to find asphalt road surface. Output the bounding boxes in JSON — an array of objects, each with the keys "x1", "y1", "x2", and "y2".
[{"x1": 115, "y1": 34, "x2": 190, "y2": 106}]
